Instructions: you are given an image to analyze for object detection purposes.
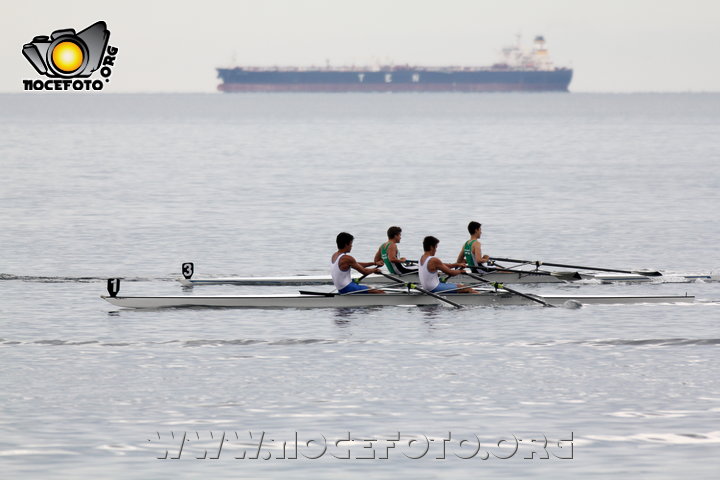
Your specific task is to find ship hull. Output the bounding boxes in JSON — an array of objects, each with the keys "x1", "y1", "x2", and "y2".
[
  {"x1": 218, "y1": 83, "x2": 569, "y2": 93},
  {"x1": 217, "y1": 68, "x2": 573, "y2": 93}
]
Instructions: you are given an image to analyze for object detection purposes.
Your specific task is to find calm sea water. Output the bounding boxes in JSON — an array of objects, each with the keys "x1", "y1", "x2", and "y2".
[{"x1": 1, "y1": 93, "x2": 719, "y2": 479}]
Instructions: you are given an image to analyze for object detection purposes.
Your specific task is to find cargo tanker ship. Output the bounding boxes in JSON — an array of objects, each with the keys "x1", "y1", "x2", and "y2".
[{"x1": 217, "y1": 36, "x2": 572, "y2": 93}]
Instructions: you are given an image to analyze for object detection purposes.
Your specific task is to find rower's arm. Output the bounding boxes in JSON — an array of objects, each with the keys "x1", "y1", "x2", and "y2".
[
  {"x1": 473, "y1": 241, "x2": 489, "y2": 263},
  {"x1": 387, "y1": 243, "x2": 406, "y2": 263},
  {"x1": 358, "y1": 261, "x2": 379, "y2": 268},
  {"x1": 432, "y1": 258, "x2": 465, "y2": 276},
  {"x1": 342, "y1": 256, "x2": 380, "y2": 276}
]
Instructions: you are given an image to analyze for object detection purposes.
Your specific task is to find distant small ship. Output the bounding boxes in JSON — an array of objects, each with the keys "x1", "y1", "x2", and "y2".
[{"x1": 217, "y1": 36, "x2": 572, "y2": 93}]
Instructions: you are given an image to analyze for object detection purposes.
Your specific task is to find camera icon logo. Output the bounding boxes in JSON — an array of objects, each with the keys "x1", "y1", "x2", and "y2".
[{"x1": 22, "y1": 21, "x2": 109, "y2": 78}]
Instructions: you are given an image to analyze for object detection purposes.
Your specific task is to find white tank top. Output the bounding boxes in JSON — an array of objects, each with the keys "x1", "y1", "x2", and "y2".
[
  {"x1": 331, "y1": 253, "x2": 352, "y2": 290},
  {"x1": 419, "y1": 255, "x2": 439, "y2": 291}
]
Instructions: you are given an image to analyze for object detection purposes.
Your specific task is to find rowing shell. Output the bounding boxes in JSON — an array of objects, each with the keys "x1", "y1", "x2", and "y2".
[
  {"x1": 177, "y1": 271, "x2": 720, "y2": 287},
  {"x1": 102, "y1": 292, "x2": 695, "y2": 309},
  {"x1": 178, "y1": 271, "x2": 572, "y2": 286}
]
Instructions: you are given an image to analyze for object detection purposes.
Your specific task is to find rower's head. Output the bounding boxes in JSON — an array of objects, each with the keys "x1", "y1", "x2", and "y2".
[
  {"x1": 387, "y1": 226, "x2": 402, "y2": 243},
  {"x1": 423, "y1": 235, "x2": 439, "y2": 253},
  {"x1": 468, "y1": 221, "x2": 482, "y2": 237},
  {"x1": 336, "y1": 232, "x2": 354, "y2": 251}
]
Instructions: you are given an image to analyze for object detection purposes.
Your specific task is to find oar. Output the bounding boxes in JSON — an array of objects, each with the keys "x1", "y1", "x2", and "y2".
[
  {"x1": 354, "y1": 271, "x2": 374, "y2": 284},
  {"x1": 299, "y1": 281, "x2": 407, "y2": 297},
  {"x1": 355, "y1": 268, "x2": 417, "y2": 284},
  {"x1": 490, "y1": 257, "x2": 662, "y2": 277},
  {"x1": 462, "y1": 271, "x2": 555, "y2": 308},
  {"x1": 376, "y1": 271, "x2": 463, "y2": 309},
  {"x1": 299, "y1": 290, "x2": 335, "y2": 297},
  {"x1": 479, "y1": 265, "x2": 581, "y2": 281},
  {"x1": 425, "y1": 281, "x2": 495, "y2": 294}
]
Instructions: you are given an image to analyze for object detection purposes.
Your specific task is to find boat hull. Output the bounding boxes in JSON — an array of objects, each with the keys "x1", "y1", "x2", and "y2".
[
  {"x1": 178, "y1": 271, "x2": 571, "y2": 287},
  {"x1": 217, "y1": 83, "x2": 570, "y2": 93},
  {"x1": 102, "y1": 292, "x2": 695, "y2": 309},
  {"x1": 216, "y1": 68, "x2": 573, "y2": 93},
  {"x1": 178, "y1": 271, "x2": 719, "y2": 287}
]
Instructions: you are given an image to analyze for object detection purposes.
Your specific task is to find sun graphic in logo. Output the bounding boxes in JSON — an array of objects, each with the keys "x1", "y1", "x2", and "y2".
[{"x1": 51, "y1": 41, "x2": 84, "y2": 73}]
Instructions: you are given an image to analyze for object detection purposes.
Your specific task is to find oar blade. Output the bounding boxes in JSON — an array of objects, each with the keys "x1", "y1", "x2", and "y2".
[
  {"x1": 299, "y1": 290, "x2": 335, "y2": 297},
  {"x1": 631, "y1": 270, "x2": 663, "y2": 277},
  {"x1": 550, "y1": 271, "x2": 583, "y2": 281}
]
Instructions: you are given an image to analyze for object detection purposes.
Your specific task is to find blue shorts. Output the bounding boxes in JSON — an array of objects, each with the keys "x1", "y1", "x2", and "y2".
[
  {"x1": 338, "y1": 282, "x2": 371, "y2": 294},
  {"x1": 431, "y1": 282, "x2": 459, "y2": 293}
]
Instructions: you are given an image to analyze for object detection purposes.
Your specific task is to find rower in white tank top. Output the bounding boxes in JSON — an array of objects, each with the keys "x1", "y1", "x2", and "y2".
[
  {"x1": 419, "y1": 255, "x2": 440, "y2": 291},
  {"x1": 331, "y1": 252, "x2": 352, "y2": 291},
  {"x1": 419, "y1": 235, "x2": 477, "y2": 294}
]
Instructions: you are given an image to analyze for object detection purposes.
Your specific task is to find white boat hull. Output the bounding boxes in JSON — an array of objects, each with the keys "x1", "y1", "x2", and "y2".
[
  {"x1": 178, "y1": 271, "x2": 719, "y2": 287},
  {"x1": 178, "y1": 271, "x2": 571, "y2": 286},
  {"x1": 102, "y1": 292, "x2": 695, "y2": 309}
]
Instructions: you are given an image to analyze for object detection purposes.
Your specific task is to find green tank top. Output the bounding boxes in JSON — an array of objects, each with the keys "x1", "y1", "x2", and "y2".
[
  {"x1": 463, "y1": 239, "x2": 478, "y2": 266},
  {"x1": 380, "y1": 241, "x2": 398, "y2": 274}
]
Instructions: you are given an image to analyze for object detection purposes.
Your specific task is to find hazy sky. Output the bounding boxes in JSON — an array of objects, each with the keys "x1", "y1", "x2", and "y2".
[{"x1": 4, "y1": 0, "x2": 719, "y2": 92}]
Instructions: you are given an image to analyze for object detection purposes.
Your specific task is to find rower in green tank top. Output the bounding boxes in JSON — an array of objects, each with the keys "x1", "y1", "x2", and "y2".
[
  {"x1": 373, "y1": 226, "x2": 416, "y2": 275},
  {"x1": 457, "y1": 221, "x2": 490, "y2": 273}
]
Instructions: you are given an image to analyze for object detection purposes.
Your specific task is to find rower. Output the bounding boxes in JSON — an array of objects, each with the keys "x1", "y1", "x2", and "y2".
[
  {"x1": 457, "y1": 221, "x2": 491, "y2": 274},
  {"x1": 420, "y1": 236, "x2": 477, "y2": 294},
  {"x1": 331, "y1": 232, "x2": 385, "y2": 294},
  {"x1": 374, "y1": 226, "x2": 417, "y2": 275}
]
